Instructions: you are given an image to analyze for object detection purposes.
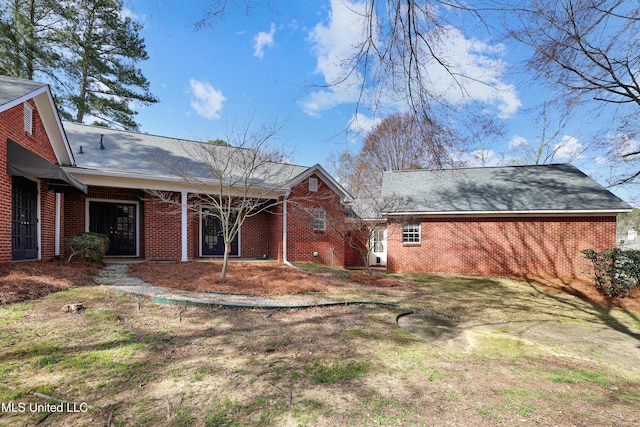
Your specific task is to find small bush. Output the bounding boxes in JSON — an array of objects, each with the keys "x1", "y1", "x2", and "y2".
[
  {"x1": 65, "y1": 232, "x2": 109, "y2": 263},
  {"x1": 582, "y1": 248, "x2": 640, "y2": 297}
]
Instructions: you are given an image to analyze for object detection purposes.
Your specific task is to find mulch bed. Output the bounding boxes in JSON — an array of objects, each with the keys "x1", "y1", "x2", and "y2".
[
  {"x1": 0, "y1": 260, "x2": 101, "y2": 304},
  {"x1": 130, "y1": 262, "x2": 329, "y2": 295}
]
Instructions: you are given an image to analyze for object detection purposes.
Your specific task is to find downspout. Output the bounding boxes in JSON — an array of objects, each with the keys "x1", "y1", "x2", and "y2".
[
  {"x1": 54, "y1": 192, "x2": 61, "y2": 259},
  {"x1": 181, "y1": 191, "x2": 188, "y2": 262},
  {"x1": 283, "y1": 190, "x2": 295, "y2": 268}
]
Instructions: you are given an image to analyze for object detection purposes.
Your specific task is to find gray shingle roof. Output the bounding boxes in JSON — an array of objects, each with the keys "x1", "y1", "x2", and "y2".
[
  {"x1": 0, "y1": 75, "x2": 47, "y2": 108},
  {"x1": 64, "y1": 122, "x2": 308, "y2": 188},
  {"x1": 381, "y1": 164, "x2": 632, "y2": 213}
]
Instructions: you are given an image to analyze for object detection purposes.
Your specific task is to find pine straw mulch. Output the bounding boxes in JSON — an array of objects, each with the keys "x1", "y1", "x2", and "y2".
[
  {"x1": 520, "y1": 274, "x2": 640, "y2": 312},
  {"x1": 129, "y1": 262, "x2": 406, "y2": 296},
  {"x1": 130, "y1": 262, "x2": 330, "y2": 295},
  {"x1": 0, "y1": 260, "x2": 102, "y2": 305},
  {"x1": 1, "y1": 260, "x2": 638, "y2": 313}
]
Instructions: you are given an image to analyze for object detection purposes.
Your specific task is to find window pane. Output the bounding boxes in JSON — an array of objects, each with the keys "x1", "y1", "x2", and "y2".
[
  {"x1": 313, "y1": 209, "x2": 326, "y2": 231},
  {"x1": 402, "y1": 224, "x2": 420, "y2": 243}
]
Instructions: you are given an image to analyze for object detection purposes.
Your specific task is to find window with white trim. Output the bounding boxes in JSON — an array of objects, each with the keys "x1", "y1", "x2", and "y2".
[
  {"x1": 309, "y1": 177, "x2": 318, "y2": 192},
  {"x1": 24, "y1": 103, "x2": 33, "y2": 134},
  {"x1": 313, "y1": 209, "x2": 326, "y2": 231},
  {"x1": 402, "y1": 223, "x2": 420, "y2": 243}
]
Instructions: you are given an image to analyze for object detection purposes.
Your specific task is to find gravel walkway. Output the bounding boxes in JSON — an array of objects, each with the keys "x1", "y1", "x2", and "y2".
[{"x1": 94, "y1": 263, "x2": 355, "y2": 309}]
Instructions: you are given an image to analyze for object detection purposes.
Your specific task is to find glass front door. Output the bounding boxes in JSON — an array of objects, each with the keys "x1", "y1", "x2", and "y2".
[
  {"x1": 202, "y1": 208, "x2": 239, "y2": 256},
  {"x1": 89, "y1": 201, "x2": 137, "y2": 256}
]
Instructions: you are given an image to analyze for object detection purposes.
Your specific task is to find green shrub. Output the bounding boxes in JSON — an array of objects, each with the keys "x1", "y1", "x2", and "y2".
[
  {"x1": 65, "y1": 232, "x2": 109, "y2": 263},
  {"x1": 582, "y1": 248, "x2": 640, "y2": 297}
]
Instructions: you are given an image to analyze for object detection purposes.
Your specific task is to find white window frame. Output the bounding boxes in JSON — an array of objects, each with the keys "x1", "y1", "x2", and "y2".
[
  {"x1": 313, "y1": 209, "x2": 326, "y2": 231},
  {"x1": 309, "y1": 177, "x2": 319, "y2": 192},
  {"x1": 24, "y1": 103, "x2": 33, "y2": 134},
  {"x1": 402, "y1": 223, "x2": 420, "y2": 244}
]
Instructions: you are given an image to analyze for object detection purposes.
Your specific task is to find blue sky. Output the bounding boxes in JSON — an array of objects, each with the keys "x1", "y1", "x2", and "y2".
[{"x1": 124, "y1": 0, "x2": 637, "y2": 205}]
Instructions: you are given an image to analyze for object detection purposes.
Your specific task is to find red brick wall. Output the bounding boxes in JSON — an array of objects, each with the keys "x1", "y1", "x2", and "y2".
[
  {"x1": 386, "y1": 216, "x2": 617, "y2": 281},
  {"x1": 0, "y1": 101, "x2": 61, "y2": 261},
  {"x1": 268, "y1": 201, "x2": 284, "y2": 262},
  {"x1": 60, "y1": 177, "x2": 346, "y2": 264},
  {"x1": 240, "y1": 212, "x2": 270, "y2": 258},
  {"x1": 285, "y1": 174, "x2": 347, "y2": 267},
  {"x1": 144, "y1": 193, "x2": 181, "y2": 260},
  {"x1": 343, "y1": 222, "x2": 370, "y2": 268},
  {"x1": 64, "y1": 186, "x2": 145, "y2": 258}
]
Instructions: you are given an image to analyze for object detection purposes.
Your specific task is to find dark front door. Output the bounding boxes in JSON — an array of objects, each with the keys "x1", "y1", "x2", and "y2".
[
  {"x1": 89, "y1": 201, "x2": 137, "y2": 256},
  {"x1": 202, "y1": 208, "x2": 239, "y2": 256},
  {"x1": 12, "y1": 176, "x2": 38, "y2": 260}
]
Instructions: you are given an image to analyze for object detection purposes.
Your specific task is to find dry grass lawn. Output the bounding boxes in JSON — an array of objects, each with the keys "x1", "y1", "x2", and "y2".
[{"x1": 0, "y1": 260, "x2": 639, "y2": 426}]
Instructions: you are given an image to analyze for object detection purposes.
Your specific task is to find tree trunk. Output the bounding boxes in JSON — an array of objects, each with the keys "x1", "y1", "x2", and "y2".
[{"x1": 219, "y1": 243, "x2": 230, "y2": 283}]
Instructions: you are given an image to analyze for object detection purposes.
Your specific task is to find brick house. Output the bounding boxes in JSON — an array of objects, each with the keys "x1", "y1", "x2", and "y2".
[
  {"x1": 0, "y1": 76, "x2": 87, "y2": 262},
  {"x1": 1, "y1": 76, "x2": 350, "y2": 266},
  {"x1": 1, "y1": 75, "x2": 632, "y2": 282},
  {"x1": 374, "y1": 165, "x2": 632, "y2": 282},
  {"x1": 61, "y1": 122, "x2": 351, "y2": 266}
]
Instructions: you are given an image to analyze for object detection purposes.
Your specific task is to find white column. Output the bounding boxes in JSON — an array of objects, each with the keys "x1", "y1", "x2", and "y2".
[
  {"x1": 181, "y1": 191, "x2": 188, "y2": 262},
  {"x1": 54, "y1": 193, "x2": 61, "y2": 258}
]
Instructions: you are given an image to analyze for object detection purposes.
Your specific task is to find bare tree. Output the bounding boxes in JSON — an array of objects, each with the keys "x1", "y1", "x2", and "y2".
[
  {"x1": 332, "y1": 112, "x2": 463, "y2": 196},
  {"x1": 150, "y1": 119, "x2": 300, "y2": 283},
  {"x1": 330, "y1": 195, "x2": 411, "y2": 275},
  {"x1": 505, "y1": 101, "x2": 590, "y2": 165},
  {"x1": 511, "y1": 0, "x2": 640, "y2": 183},
  {"x1": 198, "y1": 1, "x2": 506, "y2": 163}
]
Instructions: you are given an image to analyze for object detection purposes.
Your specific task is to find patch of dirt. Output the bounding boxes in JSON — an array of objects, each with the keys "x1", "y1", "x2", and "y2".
[
  {"x1": 129, "y1": 262, "x2": 329, "y2": 295},
  {"x1": 0, "y1": 260, "x2": 101, "y2": 304}
]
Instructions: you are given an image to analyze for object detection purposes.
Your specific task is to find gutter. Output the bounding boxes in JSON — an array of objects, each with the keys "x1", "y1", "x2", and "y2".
[{"x1": 385, "y1": 209, "x2": 631, "y2": 217}]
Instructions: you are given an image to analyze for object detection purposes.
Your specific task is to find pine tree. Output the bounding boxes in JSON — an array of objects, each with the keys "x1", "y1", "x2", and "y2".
[
  {"x1": 0, "y1": 0, "x2": 62, "y2": 79},
  {"x1": 56, "y1": 0, "x2": 157, "y2": 130},
  {"x1": 0, "y1": 0, "x2": 157, "y2": 130}
]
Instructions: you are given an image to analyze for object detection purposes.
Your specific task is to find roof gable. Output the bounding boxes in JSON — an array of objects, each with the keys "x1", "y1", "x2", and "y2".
[
  {"x1": 0, "y1": 75, "x2": 48, "y2": 111},
  {"x1": 286, "y1": 164, "x2": 352, "y2": 202},
  {"x1": 382, "y1": 164, "x2": 632, "y2": 214},
  {"x1": 0, "y1": 75, "x2": 75, "y2": 166}
]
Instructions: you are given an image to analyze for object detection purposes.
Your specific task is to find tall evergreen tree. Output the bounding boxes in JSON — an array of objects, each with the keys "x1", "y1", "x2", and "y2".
[
  {"x1": 0, "y1": 0, "x2": 62, "y2": 79},
  {"x1": 0, "y1": 0, "x2": 157, "y2": 130},
  {"x1": 56, "y1": 0, "x2": 157, "y2": 130}
]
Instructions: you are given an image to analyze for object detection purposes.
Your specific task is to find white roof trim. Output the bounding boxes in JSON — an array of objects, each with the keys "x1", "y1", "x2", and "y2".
[
  {"x1": 0, "y1": 85, "x2": 48, "y2": 114},
  {"x1": 287, "y1": 164, "x2": 352, "y2": 202},
  {"x1": 65, "y1": 167, "x2": 290, "y2": 197},
  {"x1": 386, "y1": 209, "x2": 631, "y2": 217}
]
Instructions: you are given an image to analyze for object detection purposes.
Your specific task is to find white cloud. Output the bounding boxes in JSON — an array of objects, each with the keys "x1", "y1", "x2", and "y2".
[
  {"x1": 418, "y1": 26, "x2": 521, "y2": 118},
  {"x1": 189, "y1": 79, "x2": 226, "y2": 120},
  {"x1": 303, "y1": 0, "x2": 371, "y2": 116},
  {"x1": 120, "y1": 8, "x2": 140, "y2": 21},
  {"x1": 253, "y1": 23, "x2": 276, "y2": 59},
  {"x1": 347, "y1": 113, "x2": 382, "y2": 135},
  {"x1": 553, "y1": 135, "x2": 584, "y2": 161},
  {"x1": 508, "y1": 136, "x2": 528, "y2": 150},
  {"x1": 611, "y1": 134, "x2": 640, "y2": 159},
  {"x1": 469, "y1": 149, "x2": 503, "y2": 166},
  {"x1": 303, "y1": 2, "x2": 521, "y2": 118}
]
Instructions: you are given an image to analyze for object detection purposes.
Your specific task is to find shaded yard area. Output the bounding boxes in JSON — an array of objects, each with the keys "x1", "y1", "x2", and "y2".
[{"x1": 0, "y1": 260, "x2": 639, "y2": 426}]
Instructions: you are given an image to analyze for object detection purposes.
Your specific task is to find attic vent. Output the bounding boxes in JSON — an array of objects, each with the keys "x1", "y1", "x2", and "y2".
[
  {"x1": 309, "y1": 177, "x2": 318, "y2": 192},
  {"x1": 23, "y1": 103, "x2": 33, "y2": 134}
]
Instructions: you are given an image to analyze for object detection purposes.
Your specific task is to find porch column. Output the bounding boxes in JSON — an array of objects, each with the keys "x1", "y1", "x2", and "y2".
[
  {"x1": 181, "y1": 191, "x2": 188, "y2": 262},
  {"x1": 54, "y1": 192, "x2": 61, "y2": 258}
]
